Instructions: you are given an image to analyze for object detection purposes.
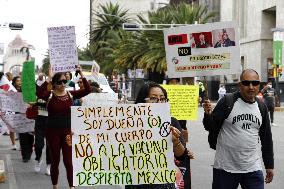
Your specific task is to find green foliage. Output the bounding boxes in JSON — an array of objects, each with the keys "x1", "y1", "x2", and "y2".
[{"x1": 87, "y1": 2, "x2": 216, "y2": 75}]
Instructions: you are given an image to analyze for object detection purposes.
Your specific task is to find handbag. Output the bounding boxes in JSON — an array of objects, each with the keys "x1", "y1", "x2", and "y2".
[{"x1": 26, "y1": 105, "x2": 38, "y2": 119}]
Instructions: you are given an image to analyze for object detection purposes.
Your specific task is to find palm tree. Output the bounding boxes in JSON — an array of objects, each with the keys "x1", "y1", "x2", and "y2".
[
  {"x1": 114, "y1": 3, "x2": 216, "y2": 74},
  {"x1": 90, "y1": 2, "x2": 131, "y2": 43}
]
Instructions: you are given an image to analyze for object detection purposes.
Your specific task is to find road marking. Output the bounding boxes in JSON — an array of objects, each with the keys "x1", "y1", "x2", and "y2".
[{"x1": 6, "y1": 154, "x2": 18, "y2": 189}]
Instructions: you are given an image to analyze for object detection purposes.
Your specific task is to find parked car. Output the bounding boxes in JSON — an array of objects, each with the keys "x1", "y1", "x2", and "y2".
[{"x1": 74, "y1": 72, "x2": 114, "y2": 93}]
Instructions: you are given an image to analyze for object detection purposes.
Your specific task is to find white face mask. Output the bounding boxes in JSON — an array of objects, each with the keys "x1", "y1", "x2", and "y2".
[{"x1": 268, "y1": 84, "x2": 272, "y2": 88}]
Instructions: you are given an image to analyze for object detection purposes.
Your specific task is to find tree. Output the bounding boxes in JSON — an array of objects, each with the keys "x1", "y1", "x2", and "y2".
[{"x1": 113, "y1": 3, "x2": 216, "y2": 74}]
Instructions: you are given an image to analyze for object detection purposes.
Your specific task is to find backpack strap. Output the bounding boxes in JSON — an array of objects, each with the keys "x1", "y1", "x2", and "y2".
[{"x1": 224, "y1": 92, "x2": 235, "y2": 119}]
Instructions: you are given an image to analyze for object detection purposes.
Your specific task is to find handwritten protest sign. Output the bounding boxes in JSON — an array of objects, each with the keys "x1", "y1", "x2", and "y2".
[
  {"x1": 91, "y1": 60, "x2": 100, "y2": 80},
  {"x1": 164, "y1": 21, "x2": 241, "y2": 77},
  {"x1": 48, "y1": 26, "x2": 78, "y2": 73},
  {"x1": 162, "y1": 85, "x2": 199, "y2": 120},
  {"x1": 21, "y1": 60, "x2": 36, "y2": 103},
  {"x1": 81, "y1": 93, "x2": 118, "y2": 106},
  {"x1": 2, "y1": 113, "x2": 34, "y2": 133},
  {"x1": 72, "y1": 103, "x2": 176, "y2": 186},
  {"x1": 0, "y1": 92, "x2": 28, "y2": 113}
]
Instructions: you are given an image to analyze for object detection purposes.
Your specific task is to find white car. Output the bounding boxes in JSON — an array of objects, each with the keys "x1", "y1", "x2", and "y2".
[{"x1": 75, "y1": 73, "x2": 114, "y2": 93}]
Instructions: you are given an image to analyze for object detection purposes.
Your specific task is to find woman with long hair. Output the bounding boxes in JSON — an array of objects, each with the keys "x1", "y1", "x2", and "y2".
[
  {"x1": 37, "y1": 66, "x2": 91, "y2": 189},
  {"x1": 126, "y1": 82, "x2": 188, "y2": 189},
  {"x1": 12, "y1": 76, "x2": 34, "y2": 162}
]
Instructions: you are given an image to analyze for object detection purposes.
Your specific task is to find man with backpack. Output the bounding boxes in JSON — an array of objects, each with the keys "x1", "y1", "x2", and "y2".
[{"x1": 203, "y1": 69, "x2": 274, "y2": 189}]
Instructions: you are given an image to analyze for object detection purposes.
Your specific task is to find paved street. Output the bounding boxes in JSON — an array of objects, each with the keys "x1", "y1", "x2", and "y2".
[{"x1": 0, "y1": 107, "x2": 283, "y2": 189}]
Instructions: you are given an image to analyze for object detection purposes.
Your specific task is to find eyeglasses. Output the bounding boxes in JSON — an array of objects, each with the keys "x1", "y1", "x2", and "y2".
[
  {"x1": 241, "y1": 80, "x2": 260, "y2": 86},
  {"x1": 56, "y1": 80, "x2": 67, "y2": 85},
  {"x1": 145, "y1": 97, "x2": 168, "y2": 103}
]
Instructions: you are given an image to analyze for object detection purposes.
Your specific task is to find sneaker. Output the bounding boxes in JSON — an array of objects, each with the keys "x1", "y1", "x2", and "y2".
[
  {"x1": 34, "y1": 160, "x2": 42, "y2": 173},
  {"x1": 11, "y1": 144, "x2": 17, "y2": 150},
  {"x1": 45, "y1": 164, "x2": 51, "y2": 176}
]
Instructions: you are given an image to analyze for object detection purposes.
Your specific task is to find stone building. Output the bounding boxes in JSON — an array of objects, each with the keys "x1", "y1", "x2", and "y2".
[{"x1": 2, "y1": 35, "x2": 33, "y2": 76}]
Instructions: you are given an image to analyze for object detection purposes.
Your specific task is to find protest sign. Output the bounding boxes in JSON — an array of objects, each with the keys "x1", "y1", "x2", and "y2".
[
  {"x1": 81, "y1": 93, "x2": 118, "y2": 106},
  {"x1": 164, "y1": 21, "x2": 241, "y2": 77},
  {"x1": 162, "y1": 85, "x2": 199, "y2": 120},
  {"x1": 48, "y1": 26, "x2": 78, "y2": 73},
  {"x1": 72, "y1": 103, "x2": 176, "y2": 186},
  {"x1": 2, "y1": 113, "x2": 34, "y2": 133},
  {"x1": 0, "y1": 92, "x2": 28, "y2": 113},
  {"x1": 21, "y1": 61, "x2": 36, "y2": 103},
  {"x1": 0, "y1": 118, "x2": 8, "y2": 136}
]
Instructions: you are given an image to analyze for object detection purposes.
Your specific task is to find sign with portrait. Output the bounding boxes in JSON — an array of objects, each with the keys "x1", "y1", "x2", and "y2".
[
  {"x1": 71, "y1": 103, "x2": 176, "y2": 186},
  {"x1": 164, "y1": 21, "x2": 241, "y2": 77}
]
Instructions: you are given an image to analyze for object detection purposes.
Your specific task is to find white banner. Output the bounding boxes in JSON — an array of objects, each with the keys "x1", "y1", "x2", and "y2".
[
  {"x1": 0, "y1": 92, "x2": 28, "y2": 113},
  {"x1": 164, "y1": 21, "x2": 241, "y2": 77},
  {"x1": 72, "y1": 103, "x2": 175, "y2": 186},
  {"x1": 81, "y1": 93, "x2": 118, "y2": 106},
  {"x1": 2, "y1": 113, "x2": 34, "y2": 133},
  {"x1": 48, "y1": 26, "x2": 78, "y2": 73}
]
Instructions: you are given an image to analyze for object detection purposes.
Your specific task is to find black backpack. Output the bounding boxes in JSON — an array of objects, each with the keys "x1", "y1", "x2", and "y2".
[{"x1": 208, "y1": 92, "x2": 267, "y2": 150}]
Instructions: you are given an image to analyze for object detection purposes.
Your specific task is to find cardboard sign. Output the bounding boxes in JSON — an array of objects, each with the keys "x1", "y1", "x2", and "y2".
[
  {"x1": 0, "y1": 92, "x2": 28, "y2": 113},
  {"x1": 164, "y1": 21, "x2": 241, "y2": 77},
  {"x1": 48, "y1": 26, "x2": 78, "y2": 73},
  {"x1": 72, "y1": 103, "x2": 176, "y2": 186},
  {"x1": 81, "y1": 93, "x2": 118, "y2": 106},
  {"x1": 162, "y1": 85, "x2": 199, "y2": 120},
  {"x1": 2, "y1": 113, "x2": 34, "y2": 133}
]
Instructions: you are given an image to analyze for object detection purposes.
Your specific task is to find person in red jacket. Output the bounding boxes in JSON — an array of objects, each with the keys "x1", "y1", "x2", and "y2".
[{"x1": 37, "y1": 66, "x2": 91, "y2": 189}]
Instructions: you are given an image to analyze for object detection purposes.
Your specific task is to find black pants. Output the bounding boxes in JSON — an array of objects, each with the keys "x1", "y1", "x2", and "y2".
[
  {"x1": 267, "y1": 105, "x2": 275, "y2": 123},
  {"x1": 19, "y1": 132, "x2": 34, "y2": 160},
  {"x1": 35, "y1": 116, "x2": 51, "y2": 164}
]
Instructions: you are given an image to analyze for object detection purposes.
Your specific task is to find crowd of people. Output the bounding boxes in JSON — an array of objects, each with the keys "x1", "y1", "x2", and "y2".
[{"x1": 0, "y1": 68, "x2": 276, "y2": 189}]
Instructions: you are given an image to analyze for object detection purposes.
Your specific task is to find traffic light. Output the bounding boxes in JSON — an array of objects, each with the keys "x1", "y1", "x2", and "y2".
[
  {"x1": 122, "y1": 23, "x2": 140, "y2": 31},
  {"x1": 9, "y1": 23, "x2": 24, "y2": 30}
]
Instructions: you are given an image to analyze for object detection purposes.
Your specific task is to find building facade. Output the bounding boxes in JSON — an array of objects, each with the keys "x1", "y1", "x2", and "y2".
[
  {"x1": 220, "y1": 0, "x2": 284, "y2": 83},
  {"x1": 2, "y1": 35, "x2": 32, "y2": 76}
]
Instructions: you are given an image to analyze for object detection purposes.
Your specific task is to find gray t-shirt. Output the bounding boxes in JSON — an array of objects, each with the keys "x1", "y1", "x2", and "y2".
[{"x1": 214, "y1": 98, "x2": 263, "y2": 173}]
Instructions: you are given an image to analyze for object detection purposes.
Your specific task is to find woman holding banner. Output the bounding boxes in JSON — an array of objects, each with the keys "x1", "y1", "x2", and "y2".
[
  {"x1": 125, "y1": 82, "x2": 190, "y2": 189},
  {"x1": 11, "y1": 76, "x2": 35, "y2": 162},
  {"x1": 37, "y1": 66, "x2": 91, "y2": 189}
]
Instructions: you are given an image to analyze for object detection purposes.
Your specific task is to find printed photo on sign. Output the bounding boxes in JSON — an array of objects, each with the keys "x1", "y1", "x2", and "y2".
[
  {"x1": 191, "y1": 32, "x2": 213, "y2": 48},
  {"x1": 212, "y1": 28, "x2": 235, "y2": 48}
]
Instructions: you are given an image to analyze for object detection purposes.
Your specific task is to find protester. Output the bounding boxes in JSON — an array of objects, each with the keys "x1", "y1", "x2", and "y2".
[
  {"x1": 12, "y1": 76, "x2": 34, "y2": 162},
  {"x1": 90, "y1": 81, "x2": 102, "y2": 93},
  {"x1": 37, "y1": 66, "x2": 91, "y2": 189},
  {"x1": 34, "y1": 76, "x2": 51, "y2": 175},
  {"x1": 218, "y1": 84, "x2": 226, "y2": 100},
  {"x1": 36, "y1": 73, "x2": 45, "y2": 87},
  {"x1": 65, "y1": 72, "x2": 75, "y2": 89},
  {"x1": 198, "y1": 80, "x2": 206, "y2": 106},
  {"x1": 5, "y1": 72, "x2": 13, "y2": 82},
  {"x1": 125, "y1": 82, "x2": 188, "y2": 189},
  {"x1": 261, "y1": 81, "x2": 276, "y2": 126},
  {"x1": 203, "y1": 69, "x2": 274, "y2": 189}
]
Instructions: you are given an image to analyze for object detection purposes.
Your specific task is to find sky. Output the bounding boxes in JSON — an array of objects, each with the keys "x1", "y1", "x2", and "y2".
[{"x1": 0, "y1": 0, "x2": 90, "y2": 66}]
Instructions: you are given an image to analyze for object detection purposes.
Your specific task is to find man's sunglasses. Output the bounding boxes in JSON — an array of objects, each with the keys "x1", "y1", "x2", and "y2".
[
  {"x1": 241, "y1": 80, "x2": 260, "y2": 86},
  {"x1": 56, "y1": 80, "x2": 68, "y2": 85}
]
